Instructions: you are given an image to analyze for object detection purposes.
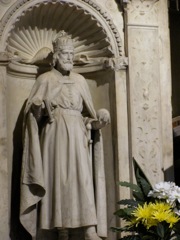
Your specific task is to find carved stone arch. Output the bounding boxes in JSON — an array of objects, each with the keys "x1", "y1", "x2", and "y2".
[{"x1": 0, "y1": 0, "x2": 123, "y2": 73}]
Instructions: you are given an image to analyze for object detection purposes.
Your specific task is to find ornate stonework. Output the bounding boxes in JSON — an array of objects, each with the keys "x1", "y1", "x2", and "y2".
[
  {"x1": 128, "y1": 27, "x2": 163, "y2": 182},
  {"x1": 104, "y1": 57, "x2": 128, "y2": 70},
  {"x1": 0, "y1": 0, "x2": 122, "y2": 58},
  {"x1": 122, "y1": 0, "x2": 159, "y2": 12},
  {"x1": 0, "y1": 0, "x2": 126, "y2": 74},
  {"x1": 122, "y1": 0, "x2": 159, "y2": 25},
  {"x1": 134, "y1": 75, "x2": 160, "y2": 161}
]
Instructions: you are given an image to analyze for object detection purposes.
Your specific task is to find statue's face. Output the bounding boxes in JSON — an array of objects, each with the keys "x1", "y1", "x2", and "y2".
[{"x1": 56, "y1": 47, "x2": 74, "y2": 72}]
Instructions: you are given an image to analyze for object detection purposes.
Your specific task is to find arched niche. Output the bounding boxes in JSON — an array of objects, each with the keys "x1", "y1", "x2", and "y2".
[
  {"x1": 0, "y1": 0, "x2": 122, "y2": 57},
  {"x1": 0, "y1": 1, "x2": 129, "y2": 240}
]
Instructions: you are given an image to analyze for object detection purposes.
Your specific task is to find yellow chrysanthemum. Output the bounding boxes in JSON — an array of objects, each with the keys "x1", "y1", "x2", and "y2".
[
  {"x1": 131, "y1": 201, "x2": 179, "y2": 229},
  {"x1": 132, "y1": 203, "x2": 157, "y2": 229},
  {"x1": 152, "y1": 210, "x2": 171, "y2": 222},
  {"x1": 132, "y1": 203, "x2": 152, "y2": 220},
  {"x1": 152, "y1": 202, "x2": 171, "y2": 212},
  {"x1": 166, "y1": 214, "x2": 179, "y2": 228},
  {"x1": 152, "y1": 201, "x2": 179, "y2": 228}
]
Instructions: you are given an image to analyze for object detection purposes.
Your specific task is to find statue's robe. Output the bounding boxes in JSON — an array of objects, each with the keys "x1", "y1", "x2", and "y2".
[{"x1": 20, "y1": 68, "x2": 107, "y2": 238}]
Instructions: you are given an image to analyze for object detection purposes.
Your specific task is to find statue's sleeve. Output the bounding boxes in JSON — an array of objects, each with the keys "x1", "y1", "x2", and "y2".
[{"x1": 25, "y1": 75, "x2": 49, "y2": 113}]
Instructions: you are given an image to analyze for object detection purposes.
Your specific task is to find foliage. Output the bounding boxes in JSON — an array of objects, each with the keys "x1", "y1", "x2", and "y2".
[{"x1": 112, "y1": 158, "x2": 180, "y2": 240}]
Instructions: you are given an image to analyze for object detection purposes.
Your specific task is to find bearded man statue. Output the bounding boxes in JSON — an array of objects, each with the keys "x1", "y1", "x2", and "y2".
[{"x1": 20, "y1": 31, "x2": 110, "y2": 240}]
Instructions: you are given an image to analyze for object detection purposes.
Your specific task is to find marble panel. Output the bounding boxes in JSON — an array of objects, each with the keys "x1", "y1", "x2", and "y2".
[{"x1": 128, "y1": 26, "x2": 164, "y2": 184}]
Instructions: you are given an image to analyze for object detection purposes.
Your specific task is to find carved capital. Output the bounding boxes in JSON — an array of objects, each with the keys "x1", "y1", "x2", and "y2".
[
  {"x1": 122, "y1": 0, "x2": 159, "y2": 15},
  {"x1": 104, "y1": 57, "x2": 128, "y2": 71}
]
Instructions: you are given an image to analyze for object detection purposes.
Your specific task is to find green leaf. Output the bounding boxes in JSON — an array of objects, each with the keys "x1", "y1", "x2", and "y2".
[
  {"x1": 111, "y1": 227, "x2": 124, "y2": 232},
  {"x1": 114, "y1": 208, "x2": 134, "y2": 220},
  {"x1": 173, "y1": 221, "x2": 180, "y2": 235},
  {"x1": 117, "y1": 199, "x2": 140, "y2": 207},
  {"x1": 141, "y1": 235, "x2": 156, "y2": 240},
  {"x1": 132, "y1": 189, "x2": 145, "y2": 202},
  {"x1": 111, "y1": 226, "x2": 136, "y2": 233},
  {"x1": 133, "y1": 158, "x2": 153, "y2": 199},
  {"x1": 119, "y1": 181, "x2": 141, "y2": 192},
  {"x1": 156, "y1": 222, "x2": 165, "y2": 238},
  {"x1": 118, "y1": 180, "x2": 145, "y2": 202},
  {"x1": 119, "y1": 235, "x2": 141, "y2": 240}
]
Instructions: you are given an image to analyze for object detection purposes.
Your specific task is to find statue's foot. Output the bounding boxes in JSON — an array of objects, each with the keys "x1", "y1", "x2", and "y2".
[
  {"x1": 84, "y1": 226, "x2": 102, "y2": 240},
  {"x1": 84, "y1": 232, "x2": 102, "y2": 240}
]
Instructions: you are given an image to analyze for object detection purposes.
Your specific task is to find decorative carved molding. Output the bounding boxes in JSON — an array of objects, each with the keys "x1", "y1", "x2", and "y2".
[
  {"x1": 134, "y1": 79, "x2": 160, "y2": 161},
  {"x1": 104, "y1": 57, "x2": 128, "y2": 70},
  {"x1": 122, "y1": 0, "x2": 159, "y2": 15},
  {"x1": 133, "y1": 78, "x2": 161, "y2": 180},
  {"x1": 0, "y1": 0, "x2": 122, "y2": 58},
  {"x1": 129, "y1": 28, "x2": 162, "y2": 181},
  {"x1": 7, "y1": 60, "x2": 38, "y2": 79},
  {"x1": 6, "y1": 2, "x2": 113, "y2": 64}
]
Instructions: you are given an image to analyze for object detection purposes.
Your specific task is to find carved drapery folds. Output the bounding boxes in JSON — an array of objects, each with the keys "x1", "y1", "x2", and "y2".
[{"x1": 0, "y1": 0, "x2": 126, "y2": 73}]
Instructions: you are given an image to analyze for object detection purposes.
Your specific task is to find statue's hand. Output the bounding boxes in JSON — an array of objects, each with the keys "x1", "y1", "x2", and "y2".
[
  {"x1": 31, "y1": 98, "x2": 44, "y2": 121},
  {"x1": 91, "y1": 109, "x2": 110, "y2": 130}
]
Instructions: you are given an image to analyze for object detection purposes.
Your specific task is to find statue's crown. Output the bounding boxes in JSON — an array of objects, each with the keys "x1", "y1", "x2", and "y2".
[{"x1": 53, "y1": 31, "x2": 74, "y2": 52}]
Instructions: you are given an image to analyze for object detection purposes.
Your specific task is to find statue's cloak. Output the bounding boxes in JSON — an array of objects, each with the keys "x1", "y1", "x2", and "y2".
[{"x1": 20, "y1": 69, "x2": 107, "y2": 238}]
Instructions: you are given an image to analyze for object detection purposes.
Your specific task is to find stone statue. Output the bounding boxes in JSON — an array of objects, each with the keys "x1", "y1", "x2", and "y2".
[{"x1": 20, "y1": 31, "x2": 110, "y2": 240}]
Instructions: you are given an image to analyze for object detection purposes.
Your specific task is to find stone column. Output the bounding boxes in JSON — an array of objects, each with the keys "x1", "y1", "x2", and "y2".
[
  {"x1": 105, "y1": 57, "x2": 130, "y2": 232},
  {"x1": 0, "y1": 52, "x2": 9, "y2": 239},
  {"x1": 115, "y1": 68, "x2": 131, "y2": 199},
  {"x1": 158, "y1": 0, "x2": 173, "y2": 180},
  {"x1": 123, "y1": 0, "x2": 172, "y2": 184},
  {"x1": 109, "y1": 57, "x2": 130, "y2": 200}
]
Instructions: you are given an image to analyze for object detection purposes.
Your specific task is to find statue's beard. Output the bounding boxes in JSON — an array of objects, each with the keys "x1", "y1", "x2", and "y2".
[{"x1": 58, "y1": 61, "x2": 73, "y2": 72}]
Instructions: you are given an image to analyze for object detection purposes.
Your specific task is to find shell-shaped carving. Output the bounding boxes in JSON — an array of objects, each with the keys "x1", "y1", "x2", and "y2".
[{"x1": 7, "y1": 2, "x2": 114, "y2": 68}]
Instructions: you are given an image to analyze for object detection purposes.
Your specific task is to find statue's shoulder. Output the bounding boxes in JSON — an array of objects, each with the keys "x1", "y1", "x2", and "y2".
[
  {"x1": 36, "y1": 69, "x2": 56, "y2": 84},
  {"x1": 71, "y1": 71, "x2": 86, "y2": 84}
]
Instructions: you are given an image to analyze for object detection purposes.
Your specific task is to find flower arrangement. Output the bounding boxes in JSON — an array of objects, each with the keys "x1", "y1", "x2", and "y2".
[{"x1": 112, "y1": 159, "x2": 180, "y2": 240}]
